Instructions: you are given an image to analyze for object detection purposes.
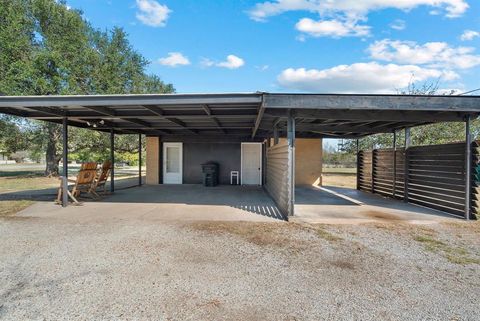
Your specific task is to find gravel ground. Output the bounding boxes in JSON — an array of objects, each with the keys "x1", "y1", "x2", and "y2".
[{"x1": 0, "y1": 215, "x2": 479, "y2": 321}]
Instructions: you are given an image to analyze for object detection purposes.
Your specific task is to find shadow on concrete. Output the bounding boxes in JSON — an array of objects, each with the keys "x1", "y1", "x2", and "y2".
[
  {"x1": 102, "y1": 184, "x2": 286, "y2": 221},
  {"x1": 295, "y1": 185, "x2": 457, "y2": 220},
  {"x1": 295, "y1": 185, "x2": 359, "y2": 206}
]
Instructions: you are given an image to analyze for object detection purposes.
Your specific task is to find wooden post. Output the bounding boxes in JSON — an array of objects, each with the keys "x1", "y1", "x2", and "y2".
[
  {"x1": 392, "y1": 131, "x2": 397, "y2": 198},
  {"x1": 287, "y1": 110, "x2": 295, "y2": 216},
  {"x1": 138, "y1": 134, "x2": 142, "y2": 186},
  {"x1": 62, "y1": 117, "x2": 68, "y2": 207},
  {"x1": 110, "y1": 129, "x2": 115, "y2": 193},
  {"x1": 465, "y1": 116, "x2": 472, "y2": 220},
  {"x1": 404, "y1": 127, "x2": 411, "y2": 203}
]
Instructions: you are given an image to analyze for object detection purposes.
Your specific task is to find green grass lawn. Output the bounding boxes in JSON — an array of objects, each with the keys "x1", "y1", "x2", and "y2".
[
  {"x1": 0, "y1": 200, "x2": 35, "y2": 217},
  {"x1": 0, "y1": 164, "x2": 144, "y2": 217}
]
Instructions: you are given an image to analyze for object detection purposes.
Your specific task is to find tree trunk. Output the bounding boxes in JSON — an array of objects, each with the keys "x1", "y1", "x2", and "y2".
[{"x1": 44, "y1": 123, "x2": 61, "y2": 176}]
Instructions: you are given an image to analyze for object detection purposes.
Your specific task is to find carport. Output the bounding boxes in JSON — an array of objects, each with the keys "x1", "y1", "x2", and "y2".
[{"x1": 0, "y1": 93, "x2": 479, "y2": 220}]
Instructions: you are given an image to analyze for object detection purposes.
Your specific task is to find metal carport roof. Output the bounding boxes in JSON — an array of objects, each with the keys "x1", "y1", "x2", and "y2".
[{"x1": 0, "y1": 92, "x2": 479, "y2": 139}]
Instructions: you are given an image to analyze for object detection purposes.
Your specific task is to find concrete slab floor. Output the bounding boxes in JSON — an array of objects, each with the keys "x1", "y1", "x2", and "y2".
[
  {"x1": 292, "y1": 185, "x2": 460, "y2": 225},
  {"x1": 16, "y1": 184, "x2": 285, "y2": 223}
]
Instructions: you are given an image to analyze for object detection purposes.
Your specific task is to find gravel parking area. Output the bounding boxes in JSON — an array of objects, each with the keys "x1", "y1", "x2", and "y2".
[{"x1": 0, "y1": 215, "x2": 479, "y2": 321}]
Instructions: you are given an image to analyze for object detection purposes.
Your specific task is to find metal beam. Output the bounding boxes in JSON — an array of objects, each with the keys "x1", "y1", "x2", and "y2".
[
  {"x1": 273, "y1": 123, "x2": 279, "y2": 145},
  {"x1": 291, "y1": 124, "x2": 404, "y2": 134},
  {"x1": 465, "y1": 115, "x2": 472, "y2": 220},
  {"x1": 202, "y1": 104, "x2": 212, "y2": 116},
  {"x1": 62, "y1": 117, "x2": 68, "y2": 207},
  {"x1": 393, "y1": 131, "x2": 397, "y2": 198},
  {"x1": 404, "y1": 127, "x2": 411, "y2": 203},
  {"x1": 287, "y1": 109, "x2": 295, "y2": 217},
  {"x1": 139, "y1": 134, "x2": 142, "y2": 187},
  {"x1": 84, "y1": 106, "x2": 170, "y2": 134},
  {"x1": 110, "y1": 129, "x2": 115, "y2": 193},
  {"x1": 263, "y1": 93, "x2": 480, "y2": 112},
  {"x1": 252, "y1": 99, "x2": 265, "y2": 138},
  {"x1": 0, "y1": 93, "x2": 263, "y2": 107},
  {"x1": 202, "y1": 104, "x2": 226, "y2": 134},
  {"x1": 265, "y1": 109, "x2": 473, "y2": 122},
  {"x1": 356, "y1": 139, "x2": 360, "y2": 190},
  {"x1": 142, "y1": 105, "x2": 164, "y2": 116}
]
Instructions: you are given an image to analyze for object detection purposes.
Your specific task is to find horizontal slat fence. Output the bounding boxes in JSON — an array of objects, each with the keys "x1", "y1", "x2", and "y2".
[
  {"x1": 357, "y1": 151, "x2": 372, "y2": 192},
  {"x1": 265, "y1": 144, "x2": 291, "y2": 218},
  {"x1": 358, "y1": 142, "x2": 476, "y2": 219},
  {"x1": 471, "y1": 141, "x2": 480, "y2": 218}
]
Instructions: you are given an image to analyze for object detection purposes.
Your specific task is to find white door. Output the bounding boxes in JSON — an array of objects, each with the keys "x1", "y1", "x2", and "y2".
[
  {"x1": 241, "y1": 143, "x2": 262, "y2": 185},
  {"x1": 163, "y1": 143, "x2": 183, "y2": 184}
]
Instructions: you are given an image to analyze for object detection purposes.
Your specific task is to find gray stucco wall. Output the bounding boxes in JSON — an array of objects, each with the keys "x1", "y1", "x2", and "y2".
[{"x1": 182, "y1": 142, "x2": 241, "y2": 184}]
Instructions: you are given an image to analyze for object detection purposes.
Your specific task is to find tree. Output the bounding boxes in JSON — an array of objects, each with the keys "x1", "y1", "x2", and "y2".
[
  {"x1": 0, "y1": 0, "x2": 174, "y2": 175},
  {"x1": 340, "y1": 81, "x2": 479, "y2": 154}
]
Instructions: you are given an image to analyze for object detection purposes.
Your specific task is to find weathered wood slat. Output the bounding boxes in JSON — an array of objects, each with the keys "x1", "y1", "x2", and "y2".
[{"x1": 358, "y1": 141, "x2": 472, "y2": 218}]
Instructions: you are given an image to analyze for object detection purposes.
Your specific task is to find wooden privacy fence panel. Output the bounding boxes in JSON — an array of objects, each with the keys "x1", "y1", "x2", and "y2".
[
  {"x1": 358, "y1": 142, "x2": 469, "y2": 218},
  {"x1": 471, "y1": 141, "x2": 480, "y2": 218},
  {"x1": 265, "y1": 144, "x2": 291, "y2": 218},
  {"x1": 407, "y1": 143, "x2": 465, "y2": 217},
  {"x1": 395, "y1": 149, "x2": 406, "y2": 199},
  {"x1": 373, "y1": 149, "x2": 395, "y2": 197},
  {"x1": 357, "y1": 151, "x2": 372, "y2": 192}
]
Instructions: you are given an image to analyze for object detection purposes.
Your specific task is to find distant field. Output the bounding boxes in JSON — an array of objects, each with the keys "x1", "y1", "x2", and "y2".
[
  {"x1": 322, "y1": 167, "x2": 357, "y2": 174},
  {"x1": 322, "y1": 167, "x2": 356, "y2": 189}
]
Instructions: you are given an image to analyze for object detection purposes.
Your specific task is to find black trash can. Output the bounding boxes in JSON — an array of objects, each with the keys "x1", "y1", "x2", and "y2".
[{"x1": 201, "y1": 162, "x2": 219, "y2": 187}]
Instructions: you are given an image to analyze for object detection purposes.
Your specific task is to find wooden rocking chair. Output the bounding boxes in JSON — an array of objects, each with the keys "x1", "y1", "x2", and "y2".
[
  {"x1": 89, "y1": 160, "x2": 112, "y2": 198},
  {"x1": 56, "y1": 162, "x2": 98, "y2": 205}
]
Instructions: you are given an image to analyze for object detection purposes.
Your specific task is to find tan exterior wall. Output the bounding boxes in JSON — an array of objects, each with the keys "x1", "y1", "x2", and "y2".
[
  {"x1": 146, "y1": 136, "x2": 160, "y2": 185},
  {"x1": 295, "y1": 138, "x2": 322, "y2": 186},
  {"x1": 271, "y1": 138, "x2": 323, "y2": 186}
]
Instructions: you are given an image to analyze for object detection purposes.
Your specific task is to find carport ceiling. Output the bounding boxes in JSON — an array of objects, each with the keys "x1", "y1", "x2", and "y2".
[{"x1": 0, "y1": 93, "x2": 479, "y2": 139}]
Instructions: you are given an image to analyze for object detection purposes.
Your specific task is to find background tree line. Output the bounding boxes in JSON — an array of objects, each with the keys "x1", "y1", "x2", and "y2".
[
  {"x1": 0, "y1": 0, "x2": 174, "y2": 175},
  {"x1": 337, "y1": 82, "x2": 480, "y2": 158}
]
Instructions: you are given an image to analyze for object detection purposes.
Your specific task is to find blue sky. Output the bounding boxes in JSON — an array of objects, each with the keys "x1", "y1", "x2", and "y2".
[{"x1": 66, "y1": 0, "x2": 480, "y2": 94}]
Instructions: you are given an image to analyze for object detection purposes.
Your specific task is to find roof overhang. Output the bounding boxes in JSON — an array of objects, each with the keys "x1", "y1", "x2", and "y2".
[{"x1": 0, "y1": 92, "x2": 478, "y2": 139}]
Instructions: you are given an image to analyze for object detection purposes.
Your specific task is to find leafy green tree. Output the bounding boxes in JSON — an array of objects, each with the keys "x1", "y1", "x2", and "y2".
[
  {"x1": 0, "y1": 0, "x2": 174, "y2": 175},
  {"x1": 341, "y1": 81, "x2": 478, "y2": 154}
]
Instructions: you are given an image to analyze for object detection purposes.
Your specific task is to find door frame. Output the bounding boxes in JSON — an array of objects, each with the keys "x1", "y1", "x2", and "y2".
[
  {"x1": 241, "y1": 142, "x2": 262, "y2": 185},
  {"x1": 162, "y1": 142, "x2": 183, "y2": 184}
]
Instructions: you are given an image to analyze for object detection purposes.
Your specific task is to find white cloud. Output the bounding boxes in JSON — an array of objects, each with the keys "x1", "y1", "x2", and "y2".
[
  {"x1": 136, "y1": 0, "x2": 170, "y2": 27},
  {"x1": 461, "y1": 30, "x2": 480, "y2": 41},
  {"x1": 248, "y1": 0, "x2": 468, "y2": 21},
  {"x1": 277, "y1": 62, "x2": 458, "y2": 93},
  {"x1": 202, "y1": 55, "x2": 245, "y2": 69},
  {"x1": 217, "y1": 55, "x2": 245, "y2": 69},
  {"x1": 295, "y1": 18, "x2": 370, "y2": 38},
  {"x1": 389, "y1": 19, "x2": 406, "y2": 30},
  {"x1": 248, "y1": 0, "x2": 467, "y2": 38},
  {"x1": 368, "y1": 39, "x2": 480, "y2": 69},
  {"x1": 158, "y1": 52, "x2": 190, "y2": 67}
]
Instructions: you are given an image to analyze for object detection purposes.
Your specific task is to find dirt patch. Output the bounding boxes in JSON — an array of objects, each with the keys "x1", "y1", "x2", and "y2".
[
  {"x1": 363, "y1": 210, "x2": 404, "y2": 221},
  {"x1": 186, "y1": 221, "x2": 344, "y2": 253}
]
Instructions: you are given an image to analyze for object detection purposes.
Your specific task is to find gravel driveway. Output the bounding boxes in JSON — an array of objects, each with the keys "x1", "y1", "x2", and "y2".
[{"x1": 0, "y1": 215, "x2": 479, "y2": 321}]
